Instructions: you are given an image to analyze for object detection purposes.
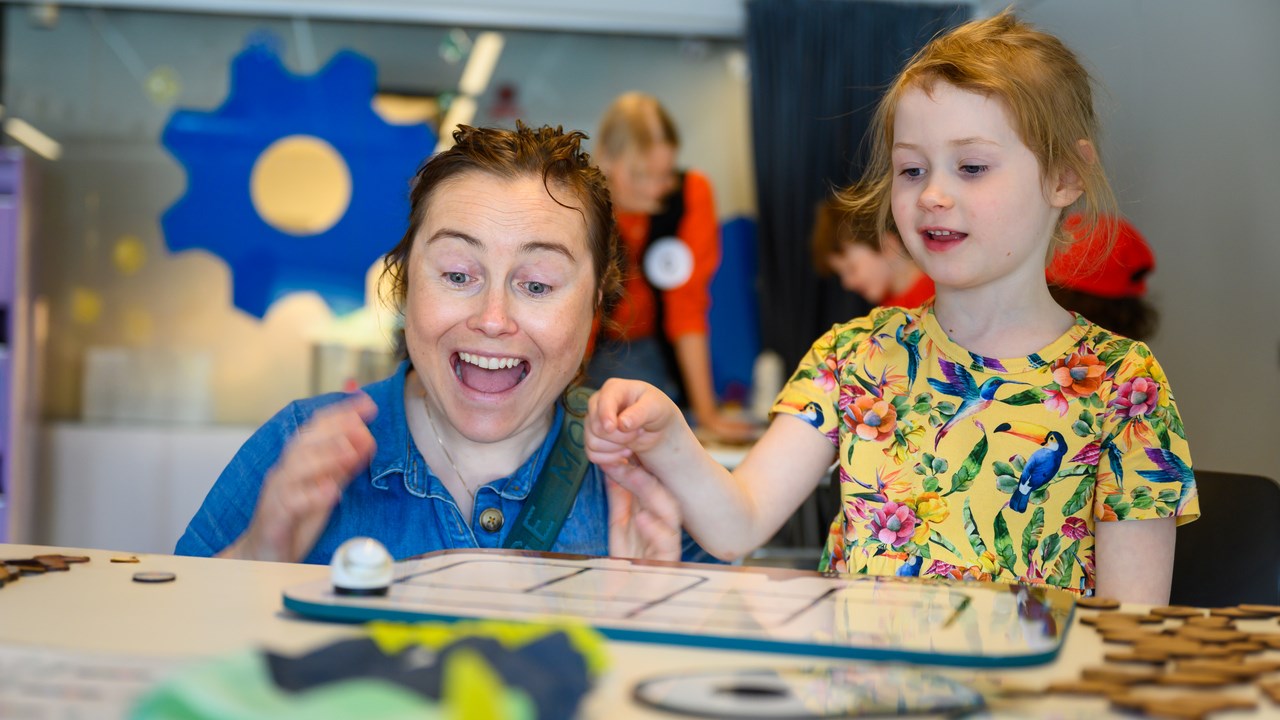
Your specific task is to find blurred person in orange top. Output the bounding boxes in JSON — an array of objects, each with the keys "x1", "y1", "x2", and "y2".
[
  {"x1": 587, "y1": 91, "x2": 757, "y2": 443},
  {"x1": 811, "y1": 186, "x2": 934, "y2": 308},
  {"x1": 1048, "y1": 214, "x2": 1158, "y2": 341}
]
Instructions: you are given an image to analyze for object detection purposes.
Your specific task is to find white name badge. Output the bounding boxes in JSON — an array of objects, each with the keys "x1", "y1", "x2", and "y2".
[{"x1": 644, "y1": 236, "x2": 694, "y2": 290}]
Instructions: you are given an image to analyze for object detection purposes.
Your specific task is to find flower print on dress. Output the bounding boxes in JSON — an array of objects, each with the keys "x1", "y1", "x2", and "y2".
[
  {"x1": 1061, "y1": 516, "x2": 1089, "y2": 540},
  {"x1": 1052, "y1": 350, "x2": 1105, "y2": 399},
  {"x1": 883, "y1": 420, "x2": 927, "y2": 465},
  {"x1": 1111, "y1": 376, "x2": 1160, "y2": 418},
  {"x1": 867, "y1": 501, "x2": 918, "y2": 548},
  {"x1": 905, "y1": 491, "x2": 950, "y2": 544},
  {"x1": 847, "y1": 395, "x2": 897, "y2": 442}
]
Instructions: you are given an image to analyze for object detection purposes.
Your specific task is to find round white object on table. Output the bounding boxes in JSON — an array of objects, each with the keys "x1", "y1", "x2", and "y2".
[{"x1": 330, "y1": 536, "x2": 393, "y2": 596}]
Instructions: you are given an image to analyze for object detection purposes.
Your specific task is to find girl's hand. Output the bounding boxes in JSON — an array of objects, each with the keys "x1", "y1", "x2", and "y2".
[
  {"x1": 585, "y1": 379, "x2": 683, "y2": 465},
  {"x1": 605, "y1": 459, "x2": 683, "y2": 562},
  {"x1": 227, "y1": 394, "x2": 378, "y2": 562}
]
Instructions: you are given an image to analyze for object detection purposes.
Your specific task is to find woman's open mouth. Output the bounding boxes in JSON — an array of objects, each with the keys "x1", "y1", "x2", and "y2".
[{"x1": 453, "y1": 352, "x2": 530, "y2": 394}]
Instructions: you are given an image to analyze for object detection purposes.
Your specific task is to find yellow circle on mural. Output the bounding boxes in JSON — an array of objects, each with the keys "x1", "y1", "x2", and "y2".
[
  {"x1": 113, "y1": 235, "x2": 147, "y2": 275},
  {"x1": 71, "y1": 287, "x2": 103, "y2": 325},
  {"x1": 250, "y1": 135, "x2": 352, "y2": 235}
]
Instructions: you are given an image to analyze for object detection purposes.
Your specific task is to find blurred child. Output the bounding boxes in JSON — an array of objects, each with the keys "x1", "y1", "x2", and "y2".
[
  {"x1": 586, "y1": 11, "x2": 1198, "y2": 604},
  {"x1": 812, "y1": 189, "x2": 934, "y2": 308}
]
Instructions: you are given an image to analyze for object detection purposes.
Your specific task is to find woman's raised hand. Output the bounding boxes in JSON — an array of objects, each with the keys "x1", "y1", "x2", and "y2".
[{"x1": 225, "y1": 394, "x2": 378, "y2": 562}]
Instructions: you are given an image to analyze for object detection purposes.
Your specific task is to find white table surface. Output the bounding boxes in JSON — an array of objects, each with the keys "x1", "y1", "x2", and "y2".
[{"x1": 2, "y1": 543, "x2": 1277, "y2": 719}]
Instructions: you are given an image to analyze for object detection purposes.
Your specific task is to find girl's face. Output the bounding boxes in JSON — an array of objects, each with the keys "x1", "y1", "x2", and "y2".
[
  {"x1": 829, "y1": 244, "x2": 892, "y2": 303},
  {"x1": 890, "y1": 83, "x2": 1081, "y2": 295},
  {"x1": 404, "y1": 171, "x2": 597, "y2": 445}
]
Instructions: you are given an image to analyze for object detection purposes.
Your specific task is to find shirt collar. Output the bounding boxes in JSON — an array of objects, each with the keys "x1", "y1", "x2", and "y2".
[{"x1": 363, "y1": 360, "x2": 568, "y2": 500}]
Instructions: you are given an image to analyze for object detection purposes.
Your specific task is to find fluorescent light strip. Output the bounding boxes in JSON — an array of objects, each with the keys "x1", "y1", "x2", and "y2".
[
  {"x1": 4, "y1": 118, "x2": 62, "y2": 161},
  {"x1": 434, "y1": 95, "x2": 477, "y2": 153},
  {"x1": 458, "y1": 31, "x2": 504, "y2": 97}
]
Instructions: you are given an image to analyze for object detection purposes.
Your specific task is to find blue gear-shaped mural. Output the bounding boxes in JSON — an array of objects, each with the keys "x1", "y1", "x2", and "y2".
[{"x1": 161, "y1": 40, "x2": 435, "y2": 318}]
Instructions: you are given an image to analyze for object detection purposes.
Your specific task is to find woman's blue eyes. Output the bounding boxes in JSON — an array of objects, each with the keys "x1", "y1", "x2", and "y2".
[
  {"x1": 959, "y1": 164, "x2": 988, "y2": 176},
  {"x1": 444, "y1": 272, "x2": 552, "y2": 296}
]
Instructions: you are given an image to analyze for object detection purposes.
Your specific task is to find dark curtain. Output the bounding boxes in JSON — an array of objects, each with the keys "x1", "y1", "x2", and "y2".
[{"x1": 746, "y1": 0, "x2": 968, "y2": 373}]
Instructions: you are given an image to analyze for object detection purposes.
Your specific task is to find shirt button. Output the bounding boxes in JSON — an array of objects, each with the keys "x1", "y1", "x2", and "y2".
[{"x1": 479, "y1": 507, "x2": 505, "y2": 533}]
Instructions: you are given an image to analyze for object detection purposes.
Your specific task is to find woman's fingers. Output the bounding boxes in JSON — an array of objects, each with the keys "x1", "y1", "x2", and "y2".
[
  {"x1": 244, "y1": 396, "x2": 378, "y2": 561},
  {"x1": 605, "y1": 461, "x2": 683, "y2": 562}
]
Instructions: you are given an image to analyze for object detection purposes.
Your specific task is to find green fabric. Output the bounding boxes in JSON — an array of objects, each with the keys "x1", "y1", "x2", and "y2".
[
  {"x1": 130, "y1": 648, "x2": 534, "y2": 720},
  {"x1": 503, "y1": 385, "x2": 592, "y2": 551}
]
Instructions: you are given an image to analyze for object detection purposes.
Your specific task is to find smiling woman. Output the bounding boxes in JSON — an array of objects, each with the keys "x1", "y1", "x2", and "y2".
[{"x1": 175, "y1": 124, "x2": 701, "y2": 565}]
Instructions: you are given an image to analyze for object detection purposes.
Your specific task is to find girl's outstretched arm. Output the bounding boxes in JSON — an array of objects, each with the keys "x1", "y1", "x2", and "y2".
[
  {"x1": 587, "y1": 379, "x2": 836, "y2": 561},
  {"x1": 1093, "y1": 516, "x2": 1175, "y2": 604}
]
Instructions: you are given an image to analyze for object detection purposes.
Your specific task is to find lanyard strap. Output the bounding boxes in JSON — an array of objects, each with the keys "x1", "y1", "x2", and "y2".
[{"x1": 503, "y1": 386, "x2": 593, "y2": 551}]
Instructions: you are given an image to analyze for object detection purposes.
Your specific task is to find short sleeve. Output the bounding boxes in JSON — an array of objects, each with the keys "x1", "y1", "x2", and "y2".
[
  {"x1": 770, "y1": 325, "x2": 844, "y2": 446},
  {"x1": 1093, "y1": 343, "x2": 1199, "y2": 526}
]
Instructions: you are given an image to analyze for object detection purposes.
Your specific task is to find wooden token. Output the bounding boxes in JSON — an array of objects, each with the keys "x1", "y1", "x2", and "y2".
[
  {"x1": 34, "y1": 555, "x2": 69, "y2": 571},
  {"x1": 1099, "y1": 627, "x2": 1164, "y2": 644},
  {"x1": 1046, "y1": 679, "x2": 1128, "y2": 697},
  {"x1": 110, "y1": 555, "x2": 141, "y2": 563},
  {"x1": 1224, "y1": 641, "x2": 1264, "y2": 654},
  {"x1": 1260, "y1": 679, "x2": 1280, "y2": 704},
  {"x1": 1175, "y1": 659, "x2": 1269, "y2": 678},
  {"x1": 1076, "y1": 596, "x2": 1121, "y2": 610},
  {"x1": 1237, "y1": 604, "x2": 1280, "y2": 617},
  {"x1": 1255, "y1": 634, "x2": 1280, "y2": 650},
  {"x1": 1183, "y1": 615, "x2": 1234, "y2": 629},
  {"x1": 1105, "y1": 649, "x2": 1171, "y2": 665},
  {"x1": 58, "y1": 555, "x2": 91, "y2": 564},
  {"x1": 0, "y1": 564, "x2": 11, "y2": 585},
  {"x1": 1113, "y1": 694, "x2": 1257, "y2": 719},
  {"x1": 1175, "y1": 626, "x2": 1249, "y2": 644},
  {"x1": 1153, "y1": 670, "x2": 1238, "y2": 687},
  {"x1": 4, "y1": 559, "x2": 47, "y2": 574},
  {"x1": 1080, "y1": 665, "x2": 1159, "y2": 685},
  {"x1": 1210, "y1": 607, "x2": 1270, "y2": 618},
  {"x1": 1081, "y1": 611, "x2": 1161, "y2": 626},
  {"x1": 1133, "y1": 637, "x2": 1205, "y2": 657},
  {"x1": 1150, "y1": 605, "x2": 1205, "y2": 619}
]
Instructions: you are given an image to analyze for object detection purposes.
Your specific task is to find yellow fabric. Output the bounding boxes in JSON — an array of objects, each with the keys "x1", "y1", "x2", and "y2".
[
  {"x1": 774, "y1": 304, "x2": 1198, "y2": 595},
  {"x1": 368, "y1": 620, "x2": 609, "y2": 677}
]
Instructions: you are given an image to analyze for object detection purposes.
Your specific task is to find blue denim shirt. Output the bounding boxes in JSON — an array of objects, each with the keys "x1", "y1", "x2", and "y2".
[{"x1": 176, "y1": 362, "x2": 714, "y2": 564}]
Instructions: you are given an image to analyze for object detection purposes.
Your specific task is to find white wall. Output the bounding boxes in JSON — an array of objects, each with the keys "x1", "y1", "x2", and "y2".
[{"x1": 1012, "y1": 0, "x2": 1280, "y2": 478}]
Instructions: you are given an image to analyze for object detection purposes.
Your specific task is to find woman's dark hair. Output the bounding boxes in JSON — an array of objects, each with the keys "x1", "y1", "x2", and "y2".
[{"x1": 381, "y1": 123, "x2": 623, "y2": 383}]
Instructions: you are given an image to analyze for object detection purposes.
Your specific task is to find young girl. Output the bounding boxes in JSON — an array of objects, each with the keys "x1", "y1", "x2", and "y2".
[{"x1": 586, "y1": 11, "x2": 1198, "y2": 603}]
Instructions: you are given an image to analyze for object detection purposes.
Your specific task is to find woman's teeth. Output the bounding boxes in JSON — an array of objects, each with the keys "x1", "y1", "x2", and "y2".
[{"x1": 458, "y1": 352, "x2": 521, "y2": 370}]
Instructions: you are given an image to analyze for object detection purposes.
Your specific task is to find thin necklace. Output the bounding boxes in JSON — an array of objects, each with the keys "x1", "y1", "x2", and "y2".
[{"x1": 422, "y1": 397, "x2": 475, "y2": 503}]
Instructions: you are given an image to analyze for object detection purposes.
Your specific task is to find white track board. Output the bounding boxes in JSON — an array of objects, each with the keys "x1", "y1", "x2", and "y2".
[{"x1": 283, "y1": 549, "x2": 1076, "y2": 667}]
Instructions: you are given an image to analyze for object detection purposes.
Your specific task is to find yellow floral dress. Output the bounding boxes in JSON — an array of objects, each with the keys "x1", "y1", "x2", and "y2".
[{"x1": 773, "y1": 304, "x2": 1199, "y2": 594}]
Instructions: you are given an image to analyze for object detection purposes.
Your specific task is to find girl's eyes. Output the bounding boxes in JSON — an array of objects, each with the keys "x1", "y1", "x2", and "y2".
[
  {"x1": 959, "y1": 164, "x2": 989, "y2": 176},
  {"x1": 899, "y1": 167, "x2": 925, "y2": 179},
  {"x1": 444, "y1": 271, "x2": 471, "y2": 285}
]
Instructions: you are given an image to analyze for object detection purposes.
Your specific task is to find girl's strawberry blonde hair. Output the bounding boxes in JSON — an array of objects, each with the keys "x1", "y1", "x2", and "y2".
[{"x1": 843, "y1": 10, "x2": 1118, "y2": 258}]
